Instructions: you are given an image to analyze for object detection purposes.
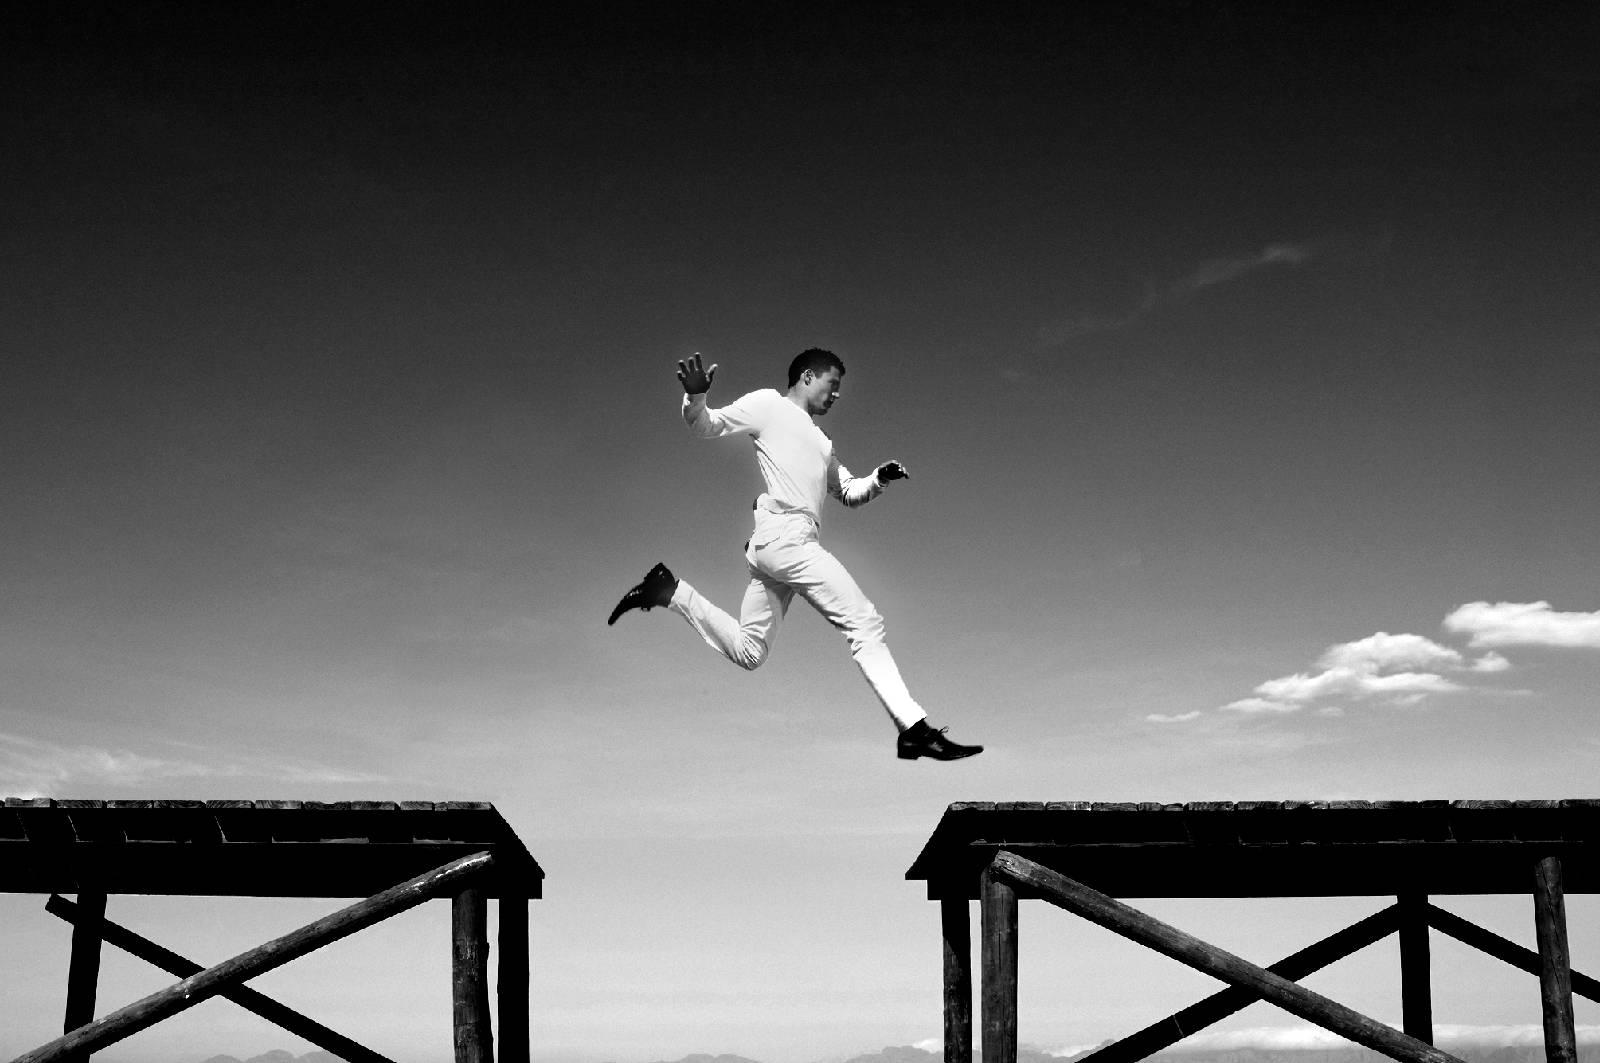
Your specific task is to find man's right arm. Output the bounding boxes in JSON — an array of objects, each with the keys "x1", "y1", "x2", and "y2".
[{"x1": 676, "y1": 353, "x2": 763, "y2": 438}]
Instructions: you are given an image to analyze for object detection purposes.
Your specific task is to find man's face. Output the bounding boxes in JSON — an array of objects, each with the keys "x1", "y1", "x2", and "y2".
[{"x1": 800, "y1": 367, "x2": 843, "y2": 415}]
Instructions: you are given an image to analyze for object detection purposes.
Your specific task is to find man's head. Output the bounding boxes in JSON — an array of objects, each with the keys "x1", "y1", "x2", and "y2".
[
  {"x1": 787, "y1": 348, "x2": 845, "y2": 386},
  {"x1": 786, "y1": 348, "x2": 845, "y2": 416}
]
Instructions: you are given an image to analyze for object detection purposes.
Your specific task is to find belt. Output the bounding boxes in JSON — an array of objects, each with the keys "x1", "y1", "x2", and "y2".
[{"x1": 751, "y1": 494, "x2": 818, "y2": 525}]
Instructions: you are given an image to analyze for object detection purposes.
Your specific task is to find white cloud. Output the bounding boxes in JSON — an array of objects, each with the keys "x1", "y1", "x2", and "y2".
[
  {"x1": 1315, "y1": 632, "x2": 1465, "y2": 672},
  {"x1": 1470, "y1": 651, "x2": 1512, "y2": 672},
  {"x1": 1445, "y1": 600, "x2": 1600, "y2": 649},
  {"x1": 1158, "y1": 1023, "x2": 1600, "y2": 1052},
  {"x1": 1145, "y1": 710, "x2": 1202, "y2": 724},
  {"x1": 1226, "y1": 664, "x2": 1462, "y2": 715},
  {"x1": 1222, "y1": 696, "x2": 1304, "y2": 714},
  {"x1": 1260, "y1": 666, "x2": 1461, "y2": 702},
  {"x1": 1043, "y1": 1043, "x2": 1108, "y2": 1059},
  {"x1": 0, "y1": 731, "x2": 384, "y2": 797},
  {"x1": 1162, "y1": 1024, "x2": 1360, "y2": 1051},
  {"x1": 1221, "y1": 629, "x2": 1504, "y2": 715}
]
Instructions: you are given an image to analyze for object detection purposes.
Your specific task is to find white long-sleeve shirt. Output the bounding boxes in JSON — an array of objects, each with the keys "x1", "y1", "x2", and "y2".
[{"x1": 682, "y1": 389, "x2": 883, "y2": 527}]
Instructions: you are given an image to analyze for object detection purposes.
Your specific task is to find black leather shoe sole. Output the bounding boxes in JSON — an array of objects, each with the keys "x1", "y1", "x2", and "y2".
[
  {"x1": 607, "y1": 563, "x2": 677, "y2": 625},
  {"x1": 897, "y1": 738, "x2": 984, "y2": 761},
  {"x1": 606, "y1": 590, "x2": 653, "y2": 626}
]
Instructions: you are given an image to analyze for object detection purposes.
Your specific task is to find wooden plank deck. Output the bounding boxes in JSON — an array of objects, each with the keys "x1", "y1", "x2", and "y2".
[
  {"x1": 908, "y1": 799, "x2": 1600, "y2": 899},
  {"x1": 0, "y1": 798, "x2": 543, "y2": 898}
]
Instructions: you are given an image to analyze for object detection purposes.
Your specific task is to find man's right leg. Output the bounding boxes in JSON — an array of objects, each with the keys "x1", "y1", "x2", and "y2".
[
  {"x1": 753, "y1": 536, "x2": 929, "y2": 731},
  {"x1": 669, "y1": 567, "x2": 793, "y2": 670},
  {"x1": 757, "y1": 536, "x2": 982, "y2": 759}
]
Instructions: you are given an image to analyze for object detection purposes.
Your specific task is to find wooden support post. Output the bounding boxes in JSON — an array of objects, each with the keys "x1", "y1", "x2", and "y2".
[
  {"x1": 62, "y1": 890, "x2": 107, "y2": 1063},
  {"x1": 1073, "y1": 904, "x2": 1402, "y2": 1063},
  {"x1": 453, "y1": 888, "x2": 494, "y2": 1063},
  {"x1": 1534, "y1": 856, "x2": 1578, "y2": 1063},
  {"x1": 46, "y1": 895, "x2": 399, "y2": 1063},
  {"x1": 11, "y1": 850, "x2": 494, "y2": 1063},
  {"x1": 1398, "y1": 892, "x2": 1433, "y2": 1044},
  {"x1": 498, "y1": 894, "x2": 530, "y2": 1063},
  {"x1": 941, "y1": 897, "x2": 973, "y2": 1063},
  {"x1": 988, "y1": 850, "x2": 1464, "y2": 1063},
  {"x1": 981, "y1": 864, "x2": 1018, "y2": 1063},
  {"x1": 1426, "y1": 903, "x2": 1600, "y2": 1003}
]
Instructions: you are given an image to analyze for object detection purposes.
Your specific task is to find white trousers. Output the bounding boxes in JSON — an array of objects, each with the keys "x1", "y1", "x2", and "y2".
[{"x1": 668, "y1": 507, "x2": 929, "y2": 732}]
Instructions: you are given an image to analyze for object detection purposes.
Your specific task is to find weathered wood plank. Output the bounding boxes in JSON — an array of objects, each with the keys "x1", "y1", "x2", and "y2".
[
  {"x1": 1072, "y1": 904, "x2": 1402, "y2": 1063},
  {"x1": 10, "y1": 850, "x2": 494, "y2": 1063},
  {"x1": 980, "y1": 866, "x2": 1017, "y2": 1063},
  {"x1": 941, "y1": 898, "x2": 972, "y2": 1063},
  {"x1": 45, "y1": 894, "x2": 399, "y2": 1063},
  {"x1": 988, "y1": 850, "x2": 1463, "y2": 1063},
  {"x1": 0, "y1": 801, "x2": 542, "y2": 899},
  {"x1": 1534, "y1": 856, "x2": 1577, "y2": 1063},
  {"x1": 453, "y1": 888, "x2": 493, "y2": 1063}
]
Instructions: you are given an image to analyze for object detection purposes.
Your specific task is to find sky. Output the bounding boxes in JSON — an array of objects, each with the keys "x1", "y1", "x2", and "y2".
[{"x1": 3, "y1": 1, "x2": 1600, "y2": 1061}]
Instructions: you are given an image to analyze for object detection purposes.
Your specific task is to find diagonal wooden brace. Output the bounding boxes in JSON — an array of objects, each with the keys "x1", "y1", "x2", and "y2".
[
  {"x1": 987, "y1": 850, "x2": 1464, "y2": 1063},
  {"x1": 10, "y1": 850, "x2": 494, "y2": 1063},
  {"x1": 1423, "y1": 900, "x2": 1600, "y2": 1005},
  {"x1": 1074, "y1": 903, "x2": 1403, "y2": 1063},
  {"x1": 45, "y1": 894, "x2": 398, "y2": 1063},
  {"x1": 1426, "y1": 902, "x2": 1600, "y2": 1003}
]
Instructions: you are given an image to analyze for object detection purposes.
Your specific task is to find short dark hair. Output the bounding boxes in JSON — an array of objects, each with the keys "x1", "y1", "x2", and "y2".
[{"x1": 787, "y1": 348, "x2": 845, "y2": 387}]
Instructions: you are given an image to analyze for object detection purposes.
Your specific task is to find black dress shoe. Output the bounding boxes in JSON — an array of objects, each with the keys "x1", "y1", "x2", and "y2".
[
  {"x1": 897, "y1": 720, "x2": 983, "y2": 761},
  {"x1": 607, "y1": 562, "x2": 678, "y2": 625}
]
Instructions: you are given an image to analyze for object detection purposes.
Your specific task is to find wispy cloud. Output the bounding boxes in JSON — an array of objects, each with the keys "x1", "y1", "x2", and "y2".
[
  {"x1": 1037, "y1": 242, "x2": 1315, "y2": 346},
  {"x1": 1221, "y1": 630, "x2": 1505, "y2": 716},
  {"x1": 1177, "y1": 243, "x2": 1313, "y2": 294},
  {"x1": 0, "y1": 732, "x2": 385, "y2": 797},
  {"x1": 1154, "y1": 1023, "x2": 1600, "y2": 1052},
  {"x1": 1445, "y1": 600, "x2": 1600, "y2": 649},
  {"x1": 1145, "y1": 710, "x2": 1202, "y2": 724}
]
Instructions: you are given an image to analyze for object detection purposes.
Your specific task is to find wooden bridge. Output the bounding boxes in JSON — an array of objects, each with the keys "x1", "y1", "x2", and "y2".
[
  {"x1": 2, "y1": 797, "x2": 543, "y2": 1063},
  {"x1": 908, "y1": 799, "x2": 1600, "y2": 1063}
]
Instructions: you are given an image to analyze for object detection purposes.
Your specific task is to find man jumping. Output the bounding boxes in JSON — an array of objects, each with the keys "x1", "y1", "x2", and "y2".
[{"x1": 607, "y1": 348, "x2": 982, "y2": 761}]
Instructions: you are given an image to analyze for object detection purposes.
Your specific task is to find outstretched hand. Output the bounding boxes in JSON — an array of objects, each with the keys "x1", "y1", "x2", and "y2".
[
  {"x1": 676, "y1": 352, "x2": 717, "y2": 395},
  {"x1": 877, "y1": 460, "x2": 910, "y2": 482}
]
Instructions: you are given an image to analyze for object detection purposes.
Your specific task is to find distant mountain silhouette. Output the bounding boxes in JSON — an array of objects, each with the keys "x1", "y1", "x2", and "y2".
[
  {"x1": 840, "y1": 1046, "x2": 1062, "y2": 1063},
  {"x1": 830, "y1": 1043, "x2": 1600, "y2": 1063},
  {"x1": 839, "y1": 1048, "x2": 941, "y2": 1063},
  {"x1": 195, "y1": 1039, "x2": 1600, "y2": 1063},
  {"x1": 198, "y1": 1052, "x2": 339, "y2": 1063}
]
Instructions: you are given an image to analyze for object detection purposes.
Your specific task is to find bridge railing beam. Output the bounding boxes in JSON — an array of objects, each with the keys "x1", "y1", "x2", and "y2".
[
  {"x1": 986, "y1": 850, "x2": 1465, "y2": 1063},
  {"x1": 12, "y1": 851, "x2": 494, "y2": 1063}
]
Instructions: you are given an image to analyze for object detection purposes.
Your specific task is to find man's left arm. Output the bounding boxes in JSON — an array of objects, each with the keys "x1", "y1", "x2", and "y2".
[{"x1": 831, "y1": 458, "x2": 909, "y2": 508}]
